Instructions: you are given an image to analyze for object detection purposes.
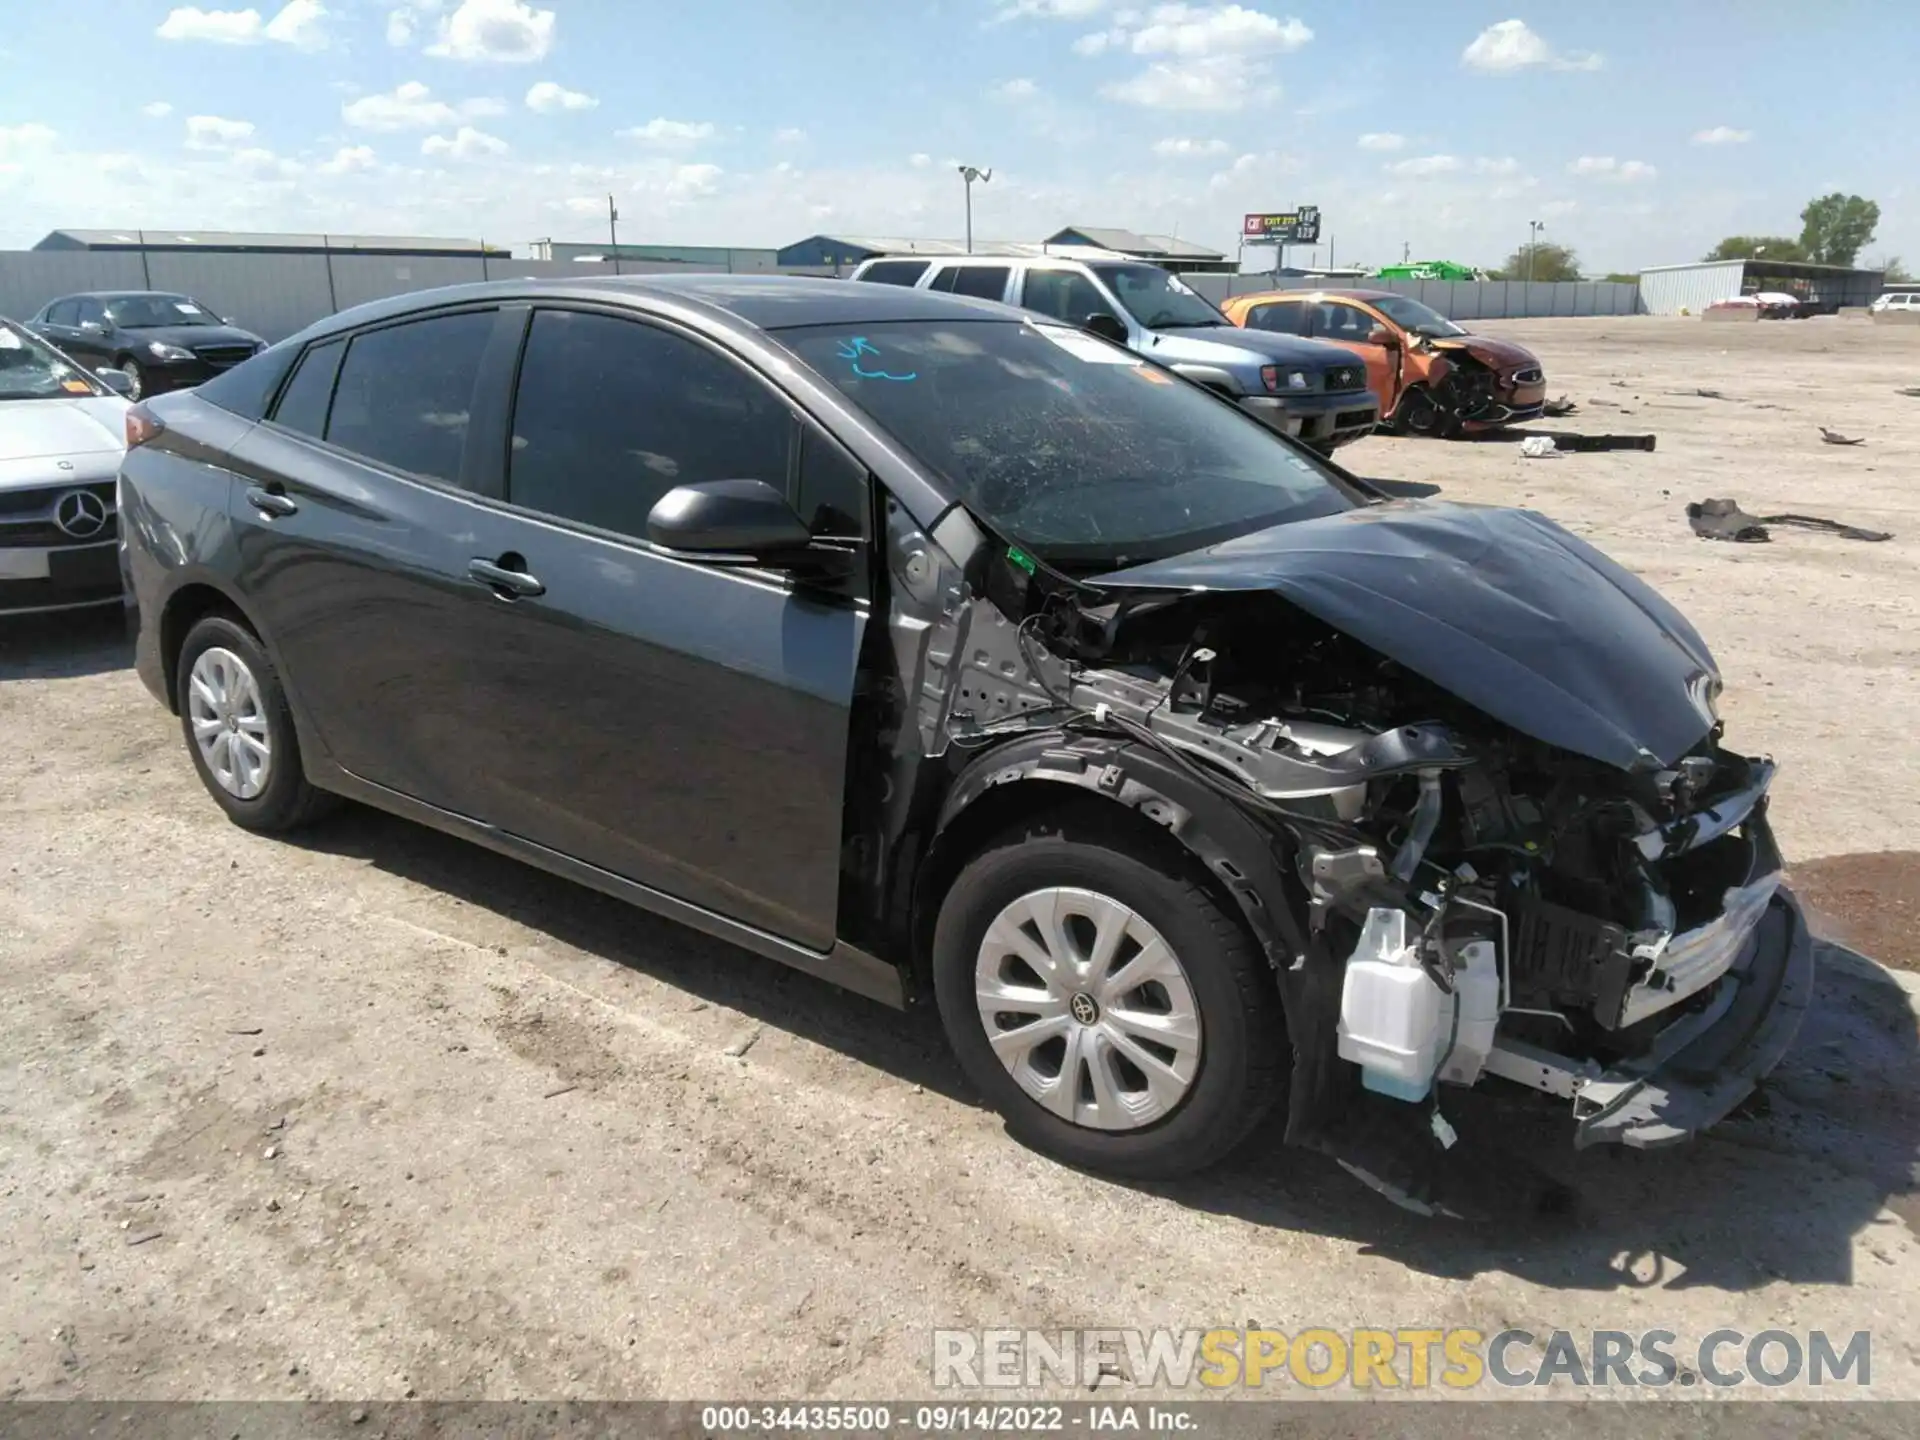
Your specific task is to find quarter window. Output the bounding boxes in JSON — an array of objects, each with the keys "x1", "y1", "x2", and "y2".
[
  {"x1": 857, "y1": 260, "x2": 931, "y2": 287},
  {"x1": 270, "y1": 339, "x2": 344, "y2": 439},
  {"x1": 507, "y1": 309, "x2": 794, "y2": 541},
  {"x1": 324, "y1": 311, "x2": 495, "y2": 486}
]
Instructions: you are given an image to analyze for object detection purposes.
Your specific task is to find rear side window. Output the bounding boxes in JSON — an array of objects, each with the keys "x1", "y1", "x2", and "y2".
[
  {"x1": 196, "y1": 342, "x2": 301, "y2": 421},
  {"x1": 1246, "y1": 302, "x2": 1306, "y2": 335},
  {"x1": 1020, "y1": 269, "x2": 1111, "y2": 324},
  {"x1": 324, "y1": 310, "x2": 495, "y2": 486},
  {"x1": 507, "y1": 309, "x2": 794, "y2": 541},
  {"x1": 47, "y1": 300, "x2": 78, "y2": 325},
  {"x1": 948, "y1": 267, "x2": 1011, "y2": 302},
  {"x1": 269, "y1": 339, "x2": 344, "y2": 439},
  {"x1": 857, "y1": 260, "x2": 931, "y2": 287}
]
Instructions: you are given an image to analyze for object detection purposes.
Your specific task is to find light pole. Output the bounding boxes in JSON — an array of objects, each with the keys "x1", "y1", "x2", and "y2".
[
  {"x1": 1527, "y1": 219, "x2": 1543, "y2": 281},
  {"x1": 957, "y1": 165, "x2": 991, "y2": 253},
  {"x1": 608, "y1": 194, "x2": 621, "y2": 275}
]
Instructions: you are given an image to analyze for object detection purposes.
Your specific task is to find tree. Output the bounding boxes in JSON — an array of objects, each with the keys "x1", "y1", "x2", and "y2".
[
  {"x1": 1503, "y1": 242, "x2": 1581, "y2": 282},
  {"x1": 1877, "y1": 255, "x2": 1911, "y2": 282},
  {"x1": 1702, "y1": 235, "x2": 1806, "y2": 263},
  {"x1": 1601, "y1": 271, "x2": 1639, "y2": 284},
  {"x1": 1798, "y1": 193, "x2": 1879, "y2": 266}
]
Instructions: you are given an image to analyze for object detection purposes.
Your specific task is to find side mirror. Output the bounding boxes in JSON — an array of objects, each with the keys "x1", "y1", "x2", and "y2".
[
  {"x1": 1366, "y1": 324, "x2": 1398, "y2": 348},
  {"x1": 1080, "y1": 312, "x2": 1129, "y2": 345},
  {"x1": 95, "y1": 368, "x2": 135, "y2": 397},
  {"x1": 647, "y1": 478, "x2": 815, "y2": 560}
]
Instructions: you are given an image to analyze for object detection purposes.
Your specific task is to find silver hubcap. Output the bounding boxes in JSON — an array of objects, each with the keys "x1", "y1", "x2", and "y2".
[
  {"x1": 974, "y1": 887, "x2": 1203, "y2": 1132},
  {"x1": 188, "y1": 646, "x2": 272, "y2": 799},
  {"x1": 123, "y1": 363, "x2": 143, "y2": 400}
]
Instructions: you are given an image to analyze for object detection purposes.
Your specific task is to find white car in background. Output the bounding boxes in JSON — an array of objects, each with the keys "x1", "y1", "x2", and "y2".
[
  {"x1": 0, "y1": 318, "x2": 134, "y2": 616},
  {"x1": 1870, "y1": 291, "x2": 1919, "y2": 314}
]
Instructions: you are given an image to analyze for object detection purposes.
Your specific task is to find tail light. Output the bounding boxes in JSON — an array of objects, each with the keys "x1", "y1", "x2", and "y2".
[{"x1": 125, "y1": 403, "x2": 164, "y2": 450}]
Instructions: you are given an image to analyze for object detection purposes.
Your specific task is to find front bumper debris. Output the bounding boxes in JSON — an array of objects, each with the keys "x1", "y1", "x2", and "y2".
[{"x1": 1573, "y1": 887, "x2": 1813, "y2": 1148}]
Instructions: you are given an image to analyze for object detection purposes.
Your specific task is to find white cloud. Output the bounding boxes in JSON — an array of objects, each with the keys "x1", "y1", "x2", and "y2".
[
  {"x1": 316, "y1": 144, "x2": 376, "y2": 174},
  {"x1": 1461, "y1": 19, "x2": 1601, "y2": 73},
  {"x1": 232, "y1": 147, "x2": 303, "y2": 179},
  {"x1": 1569, "y1": 155, "x2": 1657, "y2": 182},
  {"x1": 663, "y1": 163, "x2": 722, "y2": 199},
  {"x1": 1103, "y1": 55, "x2": 1276, "y2": 110},
  {"x1": 0, "y1": 124, "x2": 57, "y2": 157},
  {"x1": 1152, "y1": 136, "x2": 1230, "y2": 157},
  {"x1": 422, "y1": 125, "x2": 508, "y2": 159},
  {"x1": 989, "y1": 77, "x2": 1040, "y2": 101},
  {"x1": 909, "y1": 152, "x2": 932, "y2": 167},
  {"x1": 621, "y1": 118, "x2": 716, "y2": 147},
  {"x1": 525, "y1": 80, "x2": 596, "y2": 112},
  {"x1": 1692, "y1": 125, "x2": 1752, "y2": 146},
  {"x1": 343, "y1": 81, "x2": 499, "y2": 131},
  {"x1": 142, "y1": 102, "x2": 175, "y2": 119},
  {"x1": 156, "y1": 2, "x2": 329, "y2": 50},
  {"x1": 185, "y1": 114, "x2": 256, "y2": 149},
  {"x1": 1072, "y1": 29, "x2": 1120, "y2": 54},
  {"x1": 1474, "y1": 155, "x2": 1520, "y2": 175},
  {"x1": 1387, "y1": 153, "x2": 1461, "y2": 176},
  {"x1": 385, "y1": 1, "x2": 437, "y2": 45},
  {"x1": 991, "y1": 0, "x2": 1106, "y2": 21},
  {"x1": 262, "y1": 0, "x2": 328, "y2": 48},
  {"x1": 1127, "y1": 4, "x2": 1312, "y2": 57},
  {"x1": 1356, "y1": 131, "x2": 1404, "y2": 151},
  {"x1": 774, "y1": 126, "x2": 807, "y2": 143},
  {"x1": 426, "y1": 0, "x2": 554, "y2": 62}
]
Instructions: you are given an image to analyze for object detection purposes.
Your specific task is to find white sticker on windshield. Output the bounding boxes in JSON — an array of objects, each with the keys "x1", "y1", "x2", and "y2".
[
  {"x1": 1035, "y1": 326, "x2": 1140, "y2": 365},
  {"x1": 175, "y1": 302, "x2": 204, "y2": 315},
  {"x1": 1165, "y1": 275, "x2": 1197, "y2": 296}
]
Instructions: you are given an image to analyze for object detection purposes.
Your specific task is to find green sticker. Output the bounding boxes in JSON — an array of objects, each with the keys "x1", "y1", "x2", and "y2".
[{"x1": 1006, "y1": 545, "x2": 1037, "y2": 576}]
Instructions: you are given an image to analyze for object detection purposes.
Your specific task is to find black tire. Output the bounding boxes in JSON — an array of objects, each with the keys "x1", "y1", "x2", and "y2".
[
  {"x1": 175, "y1": 614, "x2": 334, "y2": 833},
  {"x1": 932, "y1": 813, "x2": 1286, "y2": 1179},
  {"x1": 117, "y1": 357, "x2": 146, "y2": 400}
]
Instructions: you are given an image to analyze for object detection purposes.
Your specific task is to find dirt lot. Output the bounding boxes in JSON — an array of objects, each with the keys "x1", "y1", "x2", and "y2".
[{"x1": 4, "y1": 316, "x2": 1920, "y2": 1410}]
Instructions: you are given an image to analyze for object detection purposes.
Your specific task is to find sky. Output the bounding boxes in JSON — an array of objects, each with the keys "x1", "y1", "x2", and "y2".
[{"x1": 0, "y1": 0, "x2": 1910, "y2": 272}]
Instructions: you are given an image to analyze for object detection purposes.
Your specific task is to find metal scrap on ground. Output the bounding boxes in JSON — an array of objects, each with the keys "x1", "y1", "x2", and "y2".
[
  {"x1": 1687, "y1": 497, "x2": 1893, "y2": 544},
  {"x1": 1820, "y1": 427, "x2": 1867, "y2": 445}
]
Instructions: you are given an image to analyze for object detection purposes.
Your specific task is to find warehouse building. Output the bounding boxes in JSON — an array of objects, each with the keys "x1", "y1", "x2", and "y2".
[
  {"x1": 528, "y1": 239, "x2": 781, "y2": 269},
  {"x1": 34, "y1": 228, "x2": 510, "y2": 258},
  {"x1": 1638, "y1": 257, "x2": 1885, "y2": 315},
  {"x1": 775, "y1": 226, "x2": 1231, "y2": 273}
]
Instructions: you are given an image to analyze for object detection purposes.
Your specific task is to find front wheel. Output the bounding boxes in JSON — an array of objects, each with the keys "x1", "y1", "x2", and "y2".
[
  {"x1": 932, "y1": 814, "x2": 1286, "y2": 1178},
  {"x1": 117, "y1": 358, "x2": 146, "y2": 400}
]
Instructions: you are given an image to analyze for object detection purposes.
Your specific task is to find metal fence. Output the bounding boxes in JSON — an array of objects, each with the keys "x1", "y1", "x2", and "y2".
[
  {"x1": 0, "y1": 250, "x2": 838, "y2": 344},
  {"x1": 1181, "y1": 273, "x2": 1643, "y2": 319},
  {"x1": 0, "y1": 247, "x2": 1640, "y2": 342}
]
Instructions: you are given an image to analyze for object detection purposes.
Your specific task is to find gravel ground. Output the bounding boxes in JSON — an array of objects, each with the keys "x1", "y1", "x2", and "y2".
[{"x1": 3, "y1": 315, "x2": 1919, "y2": 1412}]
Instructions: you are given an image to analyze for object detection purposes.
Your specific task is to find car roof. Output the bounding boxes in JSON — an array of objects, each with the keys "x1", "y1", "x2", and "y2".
[
  {"x1": 55, "y1": 290, "x2": 192, "y2": 300},
  {"x1": 1230, "y1": 288, "x2": 1399, "y2": 305},
  {"x1": 293, "y1": 272, "x2": 1027, "y2": 345}
]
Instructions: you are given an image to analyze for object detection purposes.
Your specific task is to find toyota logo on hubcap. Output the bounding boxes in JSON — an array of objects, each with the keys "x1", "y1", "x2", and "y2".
[
  {"x1": 1069, "y1": 992, "x2": 1100, "y2": 1026},
  {"x1": 53, "y1": 490, "x2": 108, "y2": 539}
]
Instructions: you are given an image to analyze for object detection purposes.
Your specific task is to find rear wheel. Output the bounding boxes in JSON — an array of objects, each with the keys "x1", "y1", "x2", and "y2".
[
  {"x1": 175, "y1": 614, "x2": 333, "y2": 832},
  {"x1": 932, "y1": 814, "x2": 1286, "y2": 1178}
]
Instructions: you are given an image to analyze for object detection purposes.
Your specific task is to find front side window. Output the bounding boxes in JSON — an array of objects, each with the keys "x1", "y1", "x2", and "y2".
[
  {"x1": 1087, "y1": 264, "x2": 1229, "y2": 330},
  {"x1": 0, "y1": 320, "x2": 107, "y2": 400},
  {"x1": 104, "y1": 294, "x2": 219, "y2": 329},
  {"x1": 1312, "y1": 303, "x2": 1380, "y2": 343},
  {"x1": 507, "y1": 309, "x2": 793, "y2": 540},
  {"x1": 783, "y1": 320, "x2": 1353, "y2": 570},
  {"x1": 324, "y1": 310, "x2": 495, "y2": 485},
  {"x1": 1366, "y1": 294, "x2": 1465, "y2": 338},
  {"x1": 1020, "y1": 269, "x2": 1113, "y2": 325},
  {"x1": 857, "y1": 260, "x2": 931, "y2": 287}
]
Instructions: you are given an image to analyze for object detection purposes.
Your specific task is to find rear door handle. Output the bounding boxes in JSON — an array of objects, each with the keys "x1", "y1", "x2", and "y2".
[
  {"x1": 468, "y1": 556, "x2": 545, "y2": 598},
  {"x1": 245, "y1": 486, "x2": 298, "y2": 517}
]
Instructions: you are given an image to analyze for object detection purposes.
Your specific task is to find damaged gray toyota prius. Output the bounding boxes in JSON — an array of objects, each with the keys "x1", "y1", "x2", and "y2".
[{"x1": 120, "y1": 275, "x2": 1811, "y2": 1213}]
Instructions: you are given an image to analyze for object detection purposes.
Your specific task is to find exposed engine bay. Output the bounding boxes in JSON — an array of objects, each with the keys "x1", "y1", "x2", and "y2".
[{"x1": 880, "y1": 498, "x2": 1811, "y2": 1214}]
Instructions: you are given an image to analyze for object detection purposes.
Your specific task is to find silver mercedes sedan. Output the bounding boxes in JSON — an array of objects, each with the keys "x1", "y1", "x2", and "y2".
[{"x1": 0, "y1": 318, "x2": 134, "y2": 616}]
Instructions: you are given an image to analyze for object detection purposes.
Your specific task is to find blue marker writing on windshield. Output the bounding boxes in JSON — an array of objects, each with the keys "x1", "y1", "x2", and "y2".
[{"x1": 836, "y1": 336, "x2": 917, "y2": 382}]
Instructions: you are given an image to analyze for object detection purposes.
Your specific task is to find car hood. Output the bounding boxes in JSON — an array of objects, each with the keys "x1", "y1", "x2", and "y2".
[
  {"x1": 1092, "y1": 500, "x2": 1720, "y2": 771},
  {"x1": 124, "y1": 323, "x2": 262, "y2": 350},
  {"x1": 0, "y1": 396, "x2": 128, "y2": 463},
  {"x1": 1427, "y1": 333, "x2": 1539, "y2": 371},
  {"x1": 1142, "y1": 325, "x2": 1355, "y2": 369}
]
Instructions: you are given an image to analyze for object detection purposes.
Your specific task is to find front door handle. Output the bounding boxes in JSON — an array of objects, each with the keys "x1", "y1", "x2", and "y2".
[
  {"x1": 468, "y1": 556, "x2": 545, "y2": 599},
  {"x1": 245, "y1": 486, "x2": 298, "y2": 517}
]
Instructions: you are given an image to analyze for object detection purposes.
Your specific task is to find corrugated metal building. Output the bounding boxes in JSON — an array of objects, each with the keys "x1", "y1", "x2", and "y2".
[
  {"x1": 529, "y1": 240, "x2": 781, "y2": 269},
  {"x1": 1044, "y1": 226, "x2": 1232, "y2": 274},
  {"x1": 1639, "y1": 258, "x2": 1885, "y2": 315}
]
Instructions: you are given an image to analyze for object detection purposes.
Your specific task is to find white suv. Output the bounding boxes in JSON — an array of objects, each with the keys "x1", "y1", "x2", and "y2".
[{"x1": 1870, "y1": 291, "x2": 1919, "y2": 314}]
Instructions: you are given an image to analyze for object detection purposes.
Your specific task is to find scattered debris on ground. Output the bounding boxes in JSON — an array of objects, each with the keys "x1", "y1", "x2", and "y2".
[
  {"x1": 1687, "y1": 497, "x2": 1893, "y2": 544},
  {"x1": 1896, "y1": 387, "x2": 1920, "y2": 398},
  {"x1": 1519, "y1": 435, "x2": 1560, "y2": 458},
  {"x1": 1819, "y1": 427, "x2": 1867, "y2": 446},
  {"x1": 1542, "y1": 395, "x2": 1578, "y2": 417}
]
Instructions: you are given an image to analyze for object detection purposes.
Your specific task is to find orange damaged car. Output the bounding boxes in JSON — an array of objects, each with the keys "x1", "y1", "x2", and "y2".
[{"x1": 1221, "y1": 289, "x2": 1547, "y2": 437}]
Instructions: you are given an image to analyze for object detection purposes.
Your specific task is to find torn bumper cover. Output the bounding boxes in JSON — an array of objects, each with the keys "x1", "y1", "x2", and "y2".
[{"x1": 1572, "y1": 887, "x2": 1813, "y2": 1149}]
